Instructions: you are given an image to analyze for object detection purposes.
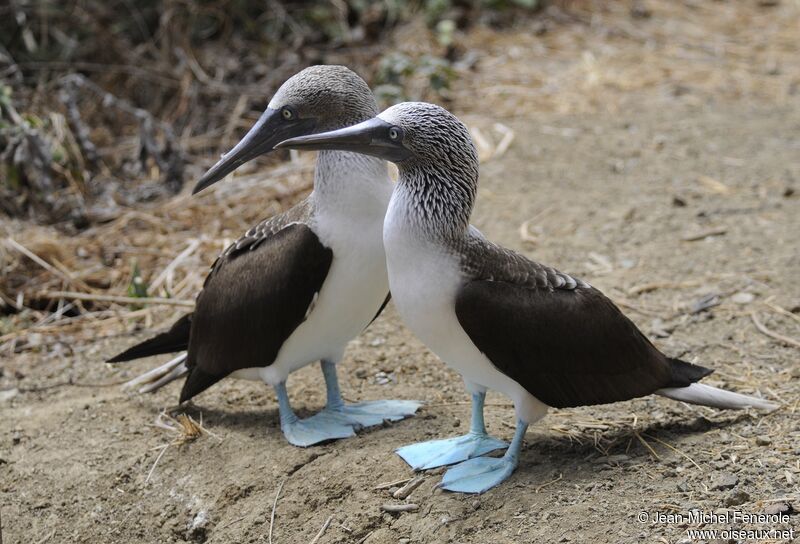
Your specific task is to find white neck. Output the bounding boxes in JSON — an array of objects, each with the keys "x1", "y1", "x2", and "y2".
[{"x1": 310, "y1": 150, "x2": 393, "y2": 236}]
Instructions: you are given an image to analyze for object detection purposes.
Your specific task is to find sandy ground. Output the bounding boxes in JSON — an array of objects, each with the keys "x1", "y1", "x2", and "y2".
[{"x1": 3, "y1": 3, "x2": 800, "y2": 543}]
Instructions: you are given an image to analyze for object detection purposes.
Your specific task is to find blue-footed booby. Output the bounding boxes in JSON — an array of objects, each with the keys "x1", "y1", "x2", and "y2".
[
  {"x1": 277, "y1": 102, "x2": 778, "y2": 492},
  {"x1": 107, "y1": 66, "x2": 420, "y2": 447}
]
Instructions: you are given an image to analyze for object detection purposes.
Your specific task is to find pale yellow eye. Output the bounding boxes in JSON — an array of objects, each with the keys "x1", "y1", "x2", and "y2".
[
  {"x1": 389, "y1": 127, "x2": 400, "y2": 140},
  {"x1": 282, "y1": 108, "x2": 293, "y2": 120}
]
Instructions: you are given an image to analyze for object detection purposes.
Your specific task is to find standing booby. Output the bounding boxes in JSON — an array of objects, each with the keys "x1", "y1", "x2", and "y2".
[
  {"x1": 277, "y1": 102, "x2": 778, "y2": 492},
  {"x1": 107, "y1": 66, "x2": 420, "y2": 447}
]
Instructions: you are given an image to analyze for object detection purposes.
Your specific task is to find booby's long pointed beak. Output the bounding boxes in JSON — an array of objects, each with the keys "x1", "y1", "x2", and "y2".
[
  {"x1": 193, "y1": 108, "x2": 316, "y2": 194},
  {"x1": 276, "y1": 118, "x2": 412, "y2": 163}
]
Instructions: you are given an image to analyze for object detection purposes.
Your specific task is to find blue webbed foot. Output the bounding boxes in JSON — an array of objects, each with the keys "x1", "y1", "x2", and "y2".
[
  {"x1": 274, "y1": 380, "x2": 356, "y2": 447},
  {"x1": 396, "y1": 432, "x2": 508, "y2": 470},
  {"x1": 439, "y1": 418, "x2": 529, "y2": 494},
  {"x1": 439, "y1": 455, "x2": 517, "y2": 494},
  {"x1": 280, "y1": 416, "x2": 356, "y2": 448},
  {"x1": 321, "y1": 399, "x2": 422, "y2": 429},
  {"x1": 317, "y1": 360, "x2": 420, "y2": 429}
]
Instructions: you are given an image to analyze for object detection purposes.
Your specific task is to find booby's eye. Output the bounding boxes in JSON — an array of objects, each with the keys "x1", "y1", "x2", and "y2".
[
  {"x1": 388, "y1": 127, "x2": 402, "y2": 141},
  {"x1": 281, "y1": 107, "x2": 294, "y2": 120}
]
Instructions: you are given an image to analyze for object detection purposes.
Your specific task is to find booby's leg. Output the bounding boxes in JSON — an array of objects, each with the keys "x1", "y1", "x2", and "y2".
[
  {"x1": 273, "y1": 381, "x2": 355, "y2": 447},
  {"x1": 304, "y1": 359, "x2": 421, "y2": 430},
  {"x1": 439, "y1": 419, "x2": 528, "y2": 494},
  {"x1": 395, "y1": 391, "x2": 508, "y2": 470}
]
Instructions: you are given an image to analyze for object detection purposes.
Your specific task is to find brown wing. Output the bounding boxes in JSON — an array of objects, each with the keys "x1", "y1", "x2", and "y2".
[
  {"x1": 180, "y1": 217, "x2": 332, "y2": 403},
  {"x1": 455, "y1": 238, "x2": 711, "y2": 408}
]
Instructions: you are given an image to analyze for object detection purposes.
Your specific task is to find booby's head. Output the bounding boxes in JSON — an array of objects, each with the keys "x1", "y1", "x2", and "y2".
[
  {"x1": 193, "y1": 65, "x2": 378, "y2": 194},
  {"x1": 277, "y1": 102, "x2": 479, "y2": 235}
]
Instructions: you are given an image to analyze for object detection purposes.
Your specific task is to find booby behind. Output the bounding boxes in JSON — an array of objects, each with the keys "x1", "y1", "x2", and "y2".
[
  {"x1": 107, "y1": 66, "x2": 420, "y2": 447},
  {"x1": 277, "y1": 102, "x2": 777, "y2": 492}
]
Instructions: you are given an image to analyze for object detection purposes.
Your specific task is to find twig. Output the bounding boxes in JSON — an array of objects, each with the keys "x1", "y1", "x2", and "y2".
[
  {"x1": 628, "y1": 280, "x2": 702, "y2": 296},
  {"x1": 534, "y1": 473, "x2": 563, "y2": 493},
  {"x1": 393, "y1": 476, "x2": 425, "y2": 499},
  {"x1": 374, "y1": 477, "x2": 413, "y2": 490},
  {"x1": 633, "y1": 431, "x2": 660, "y2": 460},
  {"x1": 642, "y1": 433, "x2": 703, "y2": 471},
  {"x1": 309, "y1": 515, "x2": 333, "y2": 544},
  {"x1": 681, "y1": 227, "x2": 727, "y2": 242},
  {"x1": 269, "y1": 478, "x2": 286, "y2": 544},
  {"x1": 763, "y1": 301, "x2": 800, "y2": 325},
  {"x1": 751, "y1": 312, "x2": 800, "y2": 349},
  {"x1": 493, "y1": 123, "x2": 515, "y2": 157},
  {"x1": 149, "y1": 238, "x2": 201, "y2": 292},
  {"x1": 380, "y1": 504, "x2": 419, "y2": 513},
  {"x1": 145, "y1": 444, "x2": 170, "y2": 484},
  {"x1": 5, "y1": 238, "x2": 74, "y2": 286},
  {"x1": 18, "y1": 379, "x2": 129, "y2": 392},
  {"x1": 40, "y1": 291, "x2": 194, "y2": 308}
]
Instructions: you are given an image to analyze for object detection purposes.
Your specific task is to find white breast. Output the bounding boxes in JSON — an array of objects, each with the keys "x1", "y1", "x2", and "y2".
[
  {"x1": 383, "y1": 192, "x2": 547, "y2": 422},
  {"x1": 252, "y1": 205, "x2": 388, "y2": 385}
]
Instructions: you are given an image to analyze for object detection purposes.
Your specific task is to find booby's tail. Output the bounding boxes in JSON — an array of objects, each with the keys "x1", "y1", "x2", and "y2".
[
  {"x1": 121, "y1": 353, "x2": 189, "y2": 394},
  {"x1": 107, "y1": 314, "x2": 191, "y2": 362},
  {"x1": 657, "y1": 383, "x2": 777, "y2": 410}
]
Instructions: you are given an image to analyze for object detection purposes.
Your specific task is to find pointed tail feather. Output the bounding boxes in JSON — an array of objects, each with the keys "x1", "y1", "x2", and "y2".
[
  {"x1": 107, "y1": 314, "x2": 191, "y2": 363},
  {"x1": 122, "y1": 353, "x2": 188, "y2": 394},
  {"x1": 657, "y1": 383, "x2": 777, "y2": 411}
]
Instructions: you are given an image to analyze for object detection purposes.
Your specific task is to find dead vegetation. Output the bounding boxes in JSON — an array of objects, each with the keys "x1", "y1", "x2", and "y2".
[{"x1": 1, "y1": 3, "x2": 799, "y2": 541}]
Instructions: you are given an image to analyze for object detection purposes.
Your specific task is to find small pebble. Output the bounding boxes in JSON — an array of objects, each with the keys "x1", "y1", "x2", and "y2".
[
  {"x1": 724, "y1": 490, "x2": 750, "y2": 507},
  {"x1": 731, "y1": 292, "x2": 755, "y2": 304},
  {"x1": 711, "y1": 472, "x2": 738, "y2": 491},
  {"x1": 763, "y1": 501, "x2": 793, "y2": 515},
  {"x1": 756, "y1": 436, "x2": 772, "y2": 446}
]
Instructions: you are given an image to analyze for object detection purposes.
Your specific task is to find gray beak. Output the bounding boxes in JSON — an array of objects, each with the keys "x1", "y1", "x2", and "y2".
[
  {"x1": 275, "y1": 118, "x2": 412, "y2": 163},
  {"x1": 193, "y1": 108, "x2": 316, "y2": 194}
]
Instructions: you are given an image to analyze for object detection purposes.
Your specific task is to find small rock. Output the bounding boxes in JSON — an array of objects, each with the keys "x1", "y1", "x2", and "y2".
[
  {"x1": 731, "y1": 292, "x2": 755, "y2": 304},
  {"x1": 0, "y1": 388, "x2": 19, "y2": 402},
  {"x1": 630, "y1": 0, "x2": 652, "y2": 18},
  {"x1": 672, "y1": 196, "x2": 688, "y2": 207},
  {"x1": 471, "y1": 500, "x2": 481, "y2": 510},
  {"x1": 711, "y1": 472, "x2": 738, "y2": 491},
  {"x1": 724, "y1": 490, "x2": 750, "y2": 507},
  {"x1": 354, "y1": 369, "x2": 367, "y2": 379},
  {"x1": 677, "y1": 481, "x2": 690, "y2": 493},
  {"x1": 755, "y1": 436, "x2": 772, "y2": 446},
  {"x1": 763, "y1": 501, "x2": 793, "y2": 516}
]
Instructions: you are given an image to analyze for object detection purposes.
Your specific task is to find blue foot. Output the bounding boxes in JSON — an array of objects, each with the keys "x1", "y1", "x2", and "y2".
[
  {"x1": 396, "y1": 432, "x2": 508, "y2": 470},
  {"x1": 317, "y1": 359, "x2": 421, "y2": 429},
  {"x1": 439, "y1": 418, "x2": 529, "y2": 494},
  {"x1": 396, "y1": 390, "x2": 506, "y2": 469},
  {"x1": 320, "y1": 399, "x2": 422, "y2": 429},
  {"x1": 274, "y1": 381, "x2": 355, "y2": 448},
  {"x1": 281, "y1": 416, "x2": 355, "y2": 448},
  {"x1": 440, "y1": 455, "x2": 517, "y2": 493}
]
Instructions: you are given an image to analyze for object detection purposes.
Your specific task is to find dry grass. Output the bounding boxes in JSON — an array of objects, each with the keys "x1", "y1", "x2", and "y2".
[{"x1": 2, "y1": 0, "x2": 798, "y2": 367}]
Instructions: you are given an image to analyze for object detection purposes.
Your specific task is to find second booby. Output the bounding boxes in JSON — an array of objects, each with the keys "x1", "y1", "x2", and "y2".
[
  {"x1": 107, "y1": 66, "x2": 420, "y2": 447},
  {"x1": 277, "y1": 102, "x2": 777, "y2": 492}
]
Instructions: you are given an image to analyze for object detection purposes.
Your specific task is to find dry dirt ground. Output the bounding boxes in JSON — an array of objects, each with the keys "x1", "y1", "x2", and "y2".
[{"x1": 2, "y1": 2, "x2": 800, "y2": 543}]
